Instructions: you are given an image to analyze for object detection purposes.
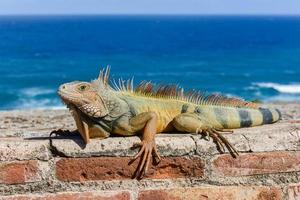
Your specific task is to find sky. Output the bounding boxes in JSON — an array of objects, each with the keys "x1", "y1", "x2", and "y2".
[{"x1": 0, "y1": 0, "x2": 299, "y2": 15}]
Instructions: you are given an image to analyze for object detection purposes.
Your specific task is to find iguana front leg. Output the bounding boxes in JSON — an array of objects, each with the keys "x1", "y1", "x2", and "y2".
[
  {"x1": 114, "y1": 112, "x2": 161, "y2": 179},
  {"x1": 71, "y1": 107, "x2": 110, "y2": 143},
  {"x1": 172, "y1": 113, "x2": 239, "y2": 157}
]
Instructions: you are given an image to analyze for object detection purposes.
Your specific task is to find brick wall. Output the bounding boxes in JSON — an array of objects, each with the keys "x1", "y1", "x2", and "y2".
[{"x1": 0, "y1": 104, "x2": 300, "y2": 200}]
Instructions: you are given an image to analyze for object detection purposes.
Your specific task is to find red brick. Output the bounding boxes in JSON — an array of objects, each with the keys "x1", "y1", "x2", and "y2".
[
  {"x1": 138, "y1": 186, "x2": 282, "y2": 200},
  {"x1": 0, "y1": 160, "x2": 40, "y2": 184},
  {"x1": 288, "y1": 183, "x2": 300, "y2": 200},
  {"x1": 56, "y1": 157, "x2": 204, "y2": 181},
  {"x1": 0, "y1": 191, "x2": 130, "y2": 200},
  {"x1": 212, "y1": 151, "x2": 300, "y2": 176}
]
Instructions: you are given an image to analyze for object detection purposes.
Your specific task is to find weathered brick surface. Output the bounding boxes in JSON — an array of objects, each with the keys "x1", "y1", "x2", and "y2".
[
  {"x1": 138, "y1": 186, "x2": 282, "y2": 200},
  {"x1": 0, "y1": 104, "x2": 299, "y2": 198},
  {"x1": 51, "y1": 134, "x2": 196, "y2": 157},
  {"x1": 0, "y1": 191, "x2": 130, "y2": 200},
  {"x1": 212, "y1": 151, "x2": 300, "y2": 176},
  {"x1": 0, "y1": 160, "x2": 41, "y2": 184},
  {"x1": 56, "y1": 157, "x2": 204, "y2": 181},
  {"x1": 288, "y1": 183, "x2": 300, "y2": 200},
  {"x1": 0, "y1": 139, "x2": 51, "y2": 161}
]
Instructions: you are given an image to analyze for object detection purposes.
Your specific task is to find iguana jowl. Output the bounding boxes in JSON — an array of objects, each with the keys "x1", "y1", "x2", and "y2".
[{"x1": 58, "y1": 67, "x2": 281, "y2": 179}]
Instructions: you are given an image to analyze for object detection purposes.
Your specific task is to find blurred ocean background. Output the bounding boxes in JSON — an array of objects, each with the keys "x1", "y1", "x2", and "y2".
[{"x1": 0, "y1": 15, "x2": 300, "y2": 110}]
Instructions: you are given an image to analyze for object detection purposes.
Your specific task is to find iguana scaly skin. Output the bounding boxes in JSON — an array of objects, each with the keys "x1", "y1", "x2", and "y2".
[{"x1": 57, "y1": 67, "x2": 281, "y2": 179}]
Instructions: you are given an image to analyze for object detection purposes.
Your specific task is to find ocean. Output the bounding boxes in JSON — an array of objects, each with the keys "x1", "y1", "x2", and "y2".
[{"x1": 0, "y1": 15, "x2": 299, "y2": 110}]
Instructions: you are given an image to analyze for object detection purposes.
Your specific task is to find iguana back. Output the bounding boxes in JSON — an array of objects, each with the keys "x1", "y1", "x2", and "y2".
[{"x1": 116, "y1": 82, "x2": 281, "y2": 132}]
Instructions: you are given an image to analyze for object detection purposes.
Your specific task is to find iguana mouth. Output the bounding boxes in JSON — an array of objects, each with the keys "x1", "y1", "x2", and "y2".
[{"x1": 58, "y1": 90, "x2": 76, "y2": 106}]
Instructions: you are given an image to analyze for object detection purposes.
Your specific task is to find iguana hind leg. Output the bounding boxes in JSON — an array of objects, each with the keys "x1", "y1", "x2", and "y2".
[{"x1": 172, "y1": 113, "x2": 239, "y2": 157}]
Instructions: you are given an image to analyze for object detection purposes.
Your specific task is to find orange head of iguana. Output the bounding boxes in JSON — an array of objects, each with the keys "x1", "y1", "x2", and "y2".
[
  {"x1": 58, "y1": 80, "x2": 109, "y2": 118},
  {"x1": 58, "y1": 67, "x2": 130, "y2": 120}
]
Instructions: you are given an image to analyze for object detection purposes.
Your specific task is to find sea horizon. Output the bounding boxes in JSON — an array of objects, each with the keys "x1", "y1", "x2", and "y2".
[{"x1": 1, "y1": 14, "x2": 300, "y2": 16}]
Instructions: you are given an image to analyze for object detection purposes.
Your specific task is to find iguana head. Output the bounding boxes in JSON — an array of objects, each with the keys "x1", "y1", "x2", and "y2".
[
  {"x1": 58, "y1": 67, "x2": 129, "y2": 120},
  {"x1": 58, "y1": 80, "x2": 109, "y2": 118}
]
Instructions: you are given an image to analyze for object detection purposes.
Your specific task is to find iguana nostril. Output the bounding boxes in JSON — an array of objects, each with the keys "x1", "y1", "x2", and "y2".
[{"x1": 58, "y1": 85, "x2": 66, "y2": 91}]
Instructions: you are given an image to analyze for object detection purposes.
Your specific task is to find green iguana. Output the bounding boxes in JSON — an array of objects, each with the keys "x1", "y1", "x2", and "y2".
[{"x1": 57, "y1": 67, "x2": 281, "y2": 179}]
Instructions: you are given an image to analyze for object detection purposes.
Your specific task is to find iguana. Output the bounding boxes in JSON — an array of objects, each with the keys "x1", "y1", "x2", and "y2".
[{"x1": 57, "y1": 67, "x2": 281, "y2": 179}]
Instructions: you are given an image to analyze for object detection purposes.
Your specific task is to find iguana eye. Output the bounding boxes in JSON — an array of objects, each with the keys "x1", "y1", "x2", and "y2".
[{"x1": 78, "y1": 84, "x2": 89, "y2": 91}]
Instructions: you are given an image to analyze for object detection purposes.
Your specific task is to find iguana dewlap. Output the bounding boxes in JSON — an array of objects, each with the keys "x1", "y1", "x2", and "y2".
[{"x1": 57, "y1": 67, "x2": 281, "y2": 179}]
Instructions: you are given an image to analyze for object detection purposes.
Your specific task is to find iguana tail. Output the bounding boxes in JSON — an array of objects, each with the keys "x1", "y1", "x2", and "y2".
[
  {"x1": 239, "y1": 107, "x2": 281, "y2": 128},
  {"x1": 211, "y1": 106, "x2": 281, "y2": 129}
]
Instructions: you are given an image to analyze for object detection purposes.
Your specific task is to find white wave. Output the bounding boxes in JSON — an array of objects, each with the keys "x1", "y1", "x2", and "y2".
[
  {"x1": 13, "y1": 98, "x2": 65, "y2": 110},
  {"x1": 20, "y1": 87, "x2": 56, "y2": 97},
  {"x1": 253, "y1": 82, "x2": 300, "y2": 94}
]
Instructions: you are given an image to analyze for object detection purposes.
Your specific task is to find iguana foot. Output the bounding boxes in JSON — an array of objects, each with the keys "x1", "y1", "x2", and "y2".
[
  {"x1": 129, "y1": 140, "x2": 161, "y2": 179},
  {"x1": 173, "y1": 113, "x2": 239, "y2": 158},
  {"x1": 205, "y1": 128, "x2": 239, "y2": 158},
  {"x1": 49, "y1": 129, "x2": 76, "y2": 148},
  {"x1": 49, "y1": 129, "x2": 73, "y2": 138}
]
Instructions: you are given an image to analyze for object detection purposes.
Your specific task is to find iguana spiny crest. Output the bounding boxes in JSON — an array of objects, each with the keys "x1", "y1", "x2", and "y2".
[{"x1": 60, "y1": 66, "x2": 258, "y2": 117}]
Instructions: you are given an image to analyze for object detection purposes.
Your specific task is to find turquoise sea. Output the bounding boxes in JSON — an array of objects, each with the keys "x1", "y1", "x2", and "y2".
[{"x1": 0, "y1": 15, "x2": 300, "y2": 110}]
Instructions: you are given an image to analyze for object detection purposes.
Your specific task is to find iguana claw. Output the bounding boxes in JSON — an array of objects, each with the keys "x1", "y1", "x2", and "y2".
[
  {"x1": 206, "y1": 128, "x2": 239, "y2": 158},
  {"x1": 129, "y1": 140, "x2": 160, "y2": 179},
  {"x1": 49, "y1": 129, "x2": 72, "y2": 138}
]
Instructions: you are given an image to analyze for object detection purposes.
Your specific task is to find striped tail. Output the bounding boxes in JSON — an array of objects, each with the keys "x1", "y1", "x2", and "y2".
[
  {"x1": 197, "y1": 106, "x2": 281, "y2": 129},
  {"x1": 238, "y1": 107, "x2": 281, "y2": 128}
]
